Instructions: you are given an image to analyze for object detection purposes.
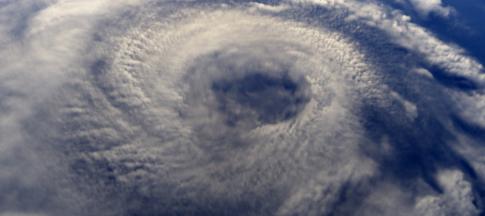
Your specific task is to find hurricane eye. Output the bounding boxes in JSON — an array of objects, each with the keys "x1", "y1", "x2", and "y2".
[
  {"x1": 211, "y1": 72, "x2": 310, "y2": 126},
  {"x1": 2, "y1": 1, "x2": 485, "y2": 216}
]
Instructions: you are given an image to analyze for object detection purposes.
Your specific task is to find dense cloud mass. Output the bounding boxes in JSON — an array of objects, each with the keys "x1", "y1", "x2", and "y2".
[{"x1": 1, "y1": 0, "x2": 485, "y2": 215}]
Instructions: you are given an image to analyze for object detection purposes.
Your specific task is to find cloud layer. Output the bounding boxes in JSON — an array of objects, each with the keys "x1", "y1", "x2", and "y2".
[{"x1": 0, "y1": 0, "x2": 484, "y2": 215}]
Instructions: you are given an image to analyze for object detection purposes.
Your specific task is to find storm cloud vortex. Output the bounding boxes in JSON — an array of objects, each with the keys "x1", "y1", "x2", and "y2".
[{"x1": 1, "y1": 0, "x2": 485, "y2": 216}]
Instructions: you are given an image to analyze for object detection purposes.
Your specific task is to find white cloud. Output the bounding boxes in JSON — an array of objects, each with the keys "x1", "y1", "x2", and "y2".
[
  {"x1": 391, "y1": 91, "x2": 418, "y2": 120},
  {"x1": 1, "y1": 0, "x2": 484, "y2": 215},
  {"x1": 0, "y1": 0, "x2": 144, "y2": 215},
  {"x1": 289, "y1": 0, "x2": 485, "y2": 86},
  {"x1": 416, "y1": 170, "x2": 479, "y2": 216},
  {"x1": 408, "y1": 0, "x2": 453, "y2": 17},
  {"x1": 412, "y1": 67, "x2": 434, "y2": 79},
  {"x1": 454, "y1": 91, "x2": 485, "y2": 128}
]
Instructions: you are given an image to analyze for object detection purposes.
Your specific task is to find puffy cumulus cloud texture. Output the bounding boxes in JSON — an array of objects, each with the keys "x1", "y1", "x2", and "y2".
[
  {"x1": 0, "y1": 0, "x2": 484, "y2": 215},
  {"x1": 408, "y1": 0, "x2": 453, "y2": 17}
]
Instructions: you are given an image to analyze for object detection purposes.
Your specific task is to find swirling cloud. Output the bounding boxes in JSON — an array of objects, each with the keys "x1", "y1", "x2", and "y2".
[{"x1": 0, "y1": 0, "x2": 484, "y2": 215}]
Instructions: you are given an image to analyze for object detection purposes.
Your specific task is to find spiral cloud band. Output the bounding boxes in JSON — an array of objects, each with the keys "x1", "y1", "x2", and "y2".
[{"x1": 1, "y1": 0, "x2": 485, "y2": 215}]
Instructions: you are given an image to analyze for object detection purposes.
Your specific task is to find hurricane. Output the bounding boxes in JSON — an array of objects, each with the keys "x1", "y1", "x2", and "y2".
[{"x1": 1, "y1": 0, "x2": 485, "y2": 215}]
